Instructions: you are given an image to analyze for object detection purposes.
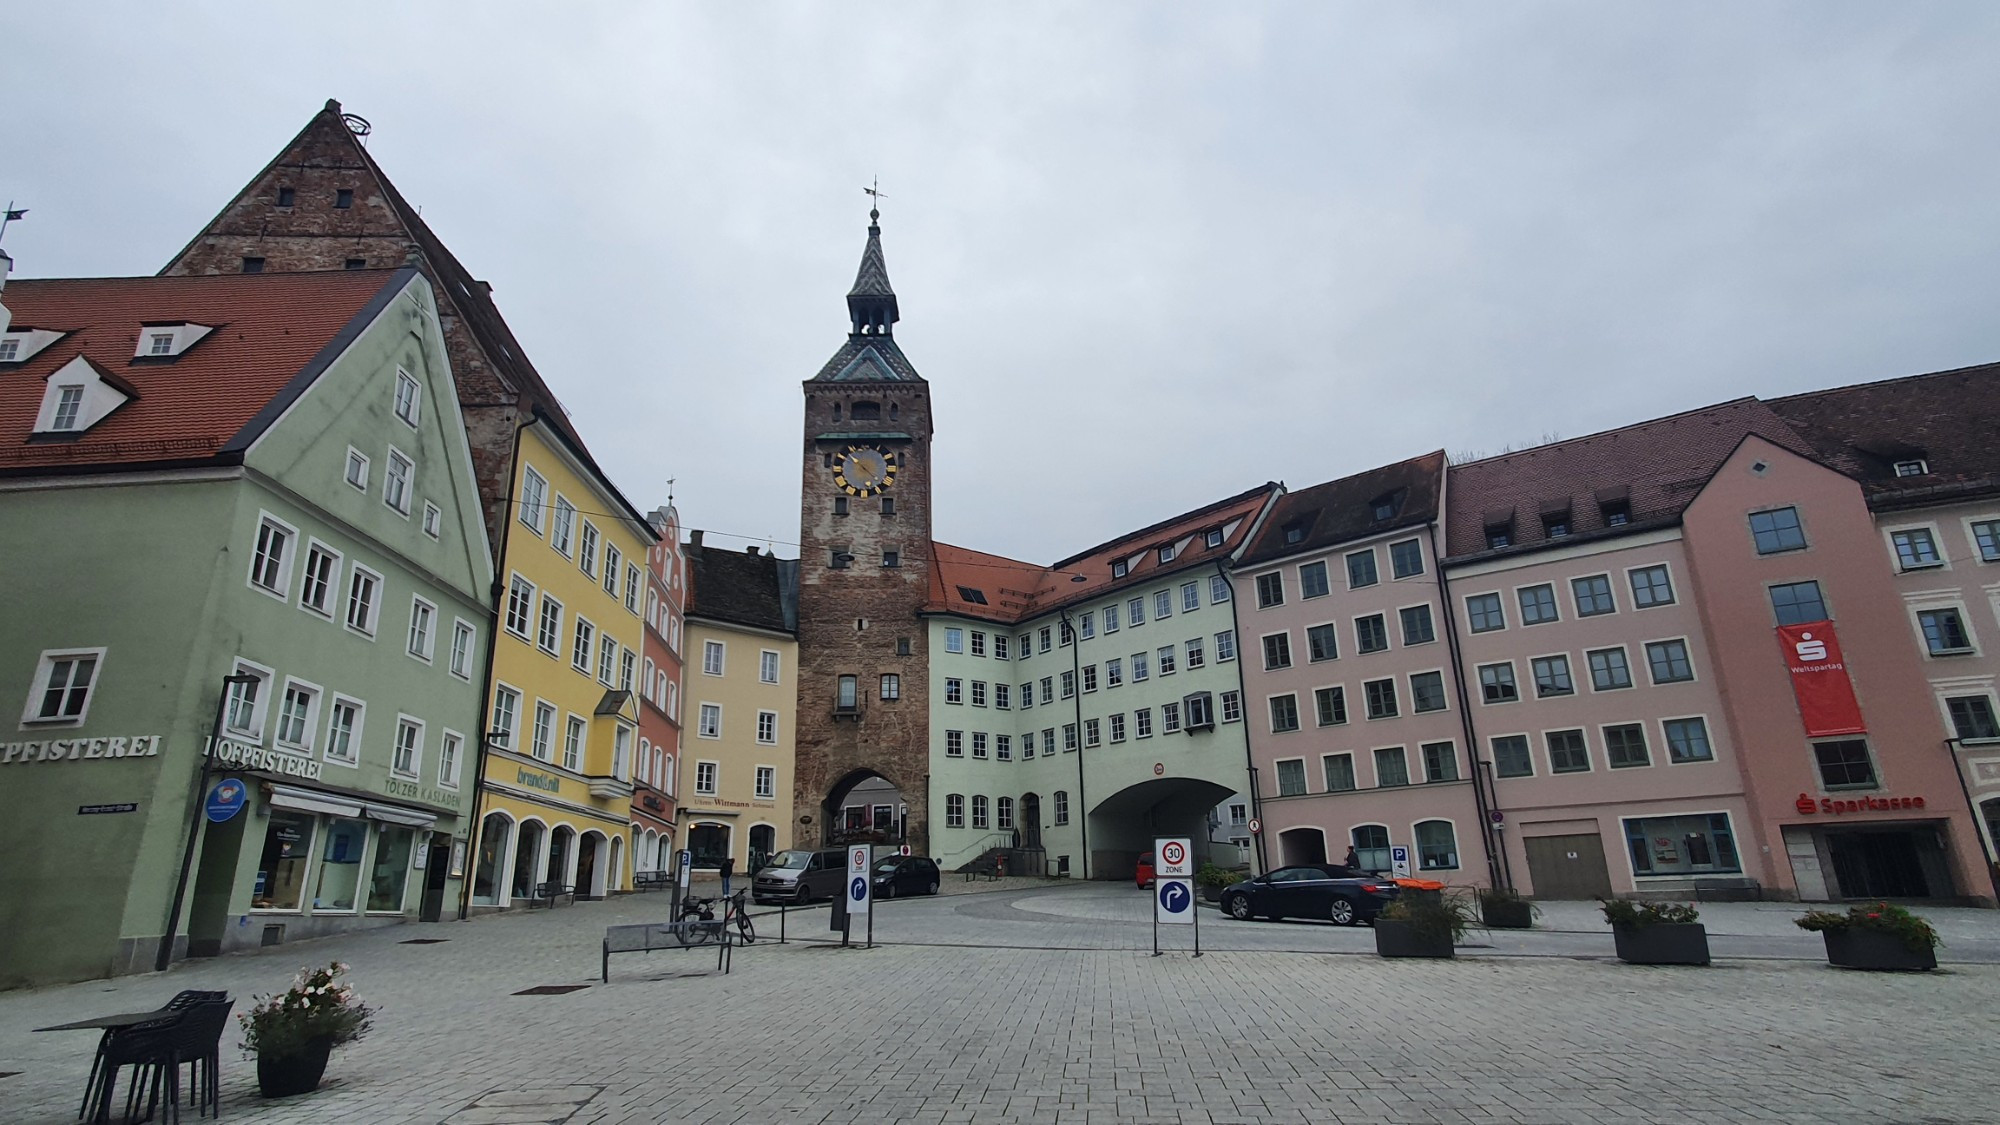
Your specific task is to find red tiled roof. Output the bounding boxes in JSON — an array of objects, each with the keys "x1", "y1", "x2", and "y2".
[
  {"x1": 927, "y1": 483, "x2": 1281, "y2": 624},
  {"x1": 1443, "y1": 398, "x2": 1819, "y2": 560},
  {"x1": 0, "y1": 270, "x2": 402, "y2": 472}
]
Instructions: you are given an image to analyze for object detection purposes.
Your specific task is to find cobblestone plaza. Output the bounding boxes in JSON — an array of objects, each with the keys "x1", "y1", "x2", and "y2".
[{"x1": 3, "y1": 882, "x2": 1997, "y2": 1124}]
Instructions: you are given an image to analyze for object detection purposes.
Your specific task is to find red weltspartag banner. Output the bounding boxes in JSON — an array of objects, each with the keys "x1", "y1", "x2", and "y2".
[{"x1": 1777, "y1": 620, "x2": 1866, "y2": 737}]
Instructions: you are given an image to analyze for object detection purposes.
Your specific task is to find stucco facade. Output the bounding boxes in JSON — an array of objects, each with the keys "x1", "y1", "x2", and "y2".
[{"x1": 680, "y1": 610, "x2": 797, "y2": 872}]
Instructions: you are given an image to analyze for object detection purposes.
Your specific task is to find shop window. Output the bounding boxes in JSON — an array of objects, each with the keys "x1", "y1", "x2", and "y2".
[
  {"x1": 367, "y1": 826, "x2": 415, "y2": 912},
  {"x1": 253, "y1": 812, "x2": 317, "y2": 911},
  {"x1": 313, "y1": 818, "x2": 369, "y2": 912},
  {"x1": 1414, "y1": 821, "x2": 1458, "y2": 870},
  {"x1": 1623, "y1": 813, "x2": 1740, "y2": 876}
]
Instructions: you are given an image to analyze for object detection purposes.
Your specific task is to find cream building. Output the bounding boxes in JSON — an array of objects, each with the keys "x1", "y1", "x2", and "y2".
[{"x1": 679, "y1": 533, "x2": 798, "y2": 872}]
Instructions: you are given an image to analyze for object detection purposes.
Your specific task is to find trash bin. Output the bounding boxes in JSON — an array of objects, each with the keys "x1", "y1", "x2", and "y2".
[{"x1": 829, "y1": 884, "x2": 847, "y2": 932}]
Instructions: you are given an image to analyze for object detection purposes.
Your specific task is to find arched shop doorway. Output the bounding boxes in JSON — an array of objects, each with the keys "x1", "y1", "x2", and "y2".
[
  {"x1": 748, "y1": 824, "x2": 777, "y2": 873},
  {"x1": 577, "y1": 831, "x2": 605, "y2": 898},
  {"x1": 509, "y1": 820, "x2": 546, "y2": 903},
  {"x1": 548, "y1": 826, "x2": 575, "y2": 890},
  {"x1": 1087, "y1": 777, "x2": 1237, "y2": 881},
  {"x1": 473, "y1": 813, "x2": 512, "y2": 906},
  {"x1": 1278, "y1": 826, "x2": 1328, "y2": 866}
]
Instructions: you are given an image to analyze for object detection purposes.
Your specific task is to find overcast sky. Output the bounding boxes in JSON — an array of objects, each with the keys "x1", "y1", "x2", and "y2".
[{"x1": 8, "y1": 3, "x2": 1998, "y2": 563}]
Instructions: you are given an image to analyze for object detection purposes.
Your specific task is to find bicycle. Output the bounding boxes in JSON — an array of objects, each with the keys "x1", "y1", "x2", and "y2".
[
  {"x1": 674, "y1": 894, "x2": 724, "y2": 945},
  {"x1": 730, "y1": 889, "x2": 756, "y2": 945}
]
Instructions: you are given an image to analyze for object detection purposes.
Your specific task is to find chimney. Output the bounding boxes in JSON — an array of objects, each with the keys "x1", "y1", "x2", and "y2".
[
  {"x1": 688, "y1": 530, "x2": 704, "y2": 549},
  {"x1": 745, "y1": 546, "x2": 760, "y2": 556}
]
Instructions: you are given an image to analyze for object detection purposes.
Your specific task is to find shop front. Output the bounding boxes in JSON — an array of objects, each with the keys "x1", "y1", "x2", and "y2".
[
  {"x1": 186, "y1": 768, "x2": 464, "y2": 958},
  {"x1": 468, "y1": 778, "x2": 632, "y2": 909},
  {"x1": 1780, "y1": 793, "x2": 1964, "y2": 902}
]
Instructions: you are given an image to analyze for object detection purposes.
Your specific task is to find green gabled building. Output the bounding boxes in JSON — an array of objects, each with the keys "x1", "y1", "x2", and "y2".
[{"x1": 0, "y1": 265, "x2": 493, "y2": 987}]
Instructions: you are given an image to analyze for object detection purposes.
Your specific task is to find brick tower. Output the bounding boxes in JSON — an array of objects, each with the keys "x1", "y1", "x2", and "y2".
[{"x1": 793, "y1": 207, "x2": 935, "y2": 853}]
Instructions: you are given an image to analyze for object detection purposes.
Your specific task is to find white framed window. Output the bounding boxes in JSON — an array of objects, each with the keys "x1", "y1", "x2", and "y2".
[
  {"x1": 504, "y1": 575, "x2": 535, "y2": 638},
  {"x1": 407, "y1": 597, "x2": 437, "y2": 662},
  {"x1": 537, "y1": 594, "x2": 564, "y2": 655},
  {"x1": 760, "y1": 650, "x2": 781, "y2": 684},
  {"x1": 613, "y1": 726, "x2": 632, "y2": 780},
  {"x1": 392, "y1": 716, "x2": 424, "y2": 778},
  {"x1": 519, "y1": 466, "x2": 548, "y2": 534},
  {"x1": 573, "y1": 618, "x2": 596, "y2": 672},
  {"x1": 223, "y1": 659, "x2": 274, "y2": 738},
  {"x1": 972, "y1": 795, "x2": 989, "y2": 829},
  {"x1": 299, "y1": 541, "x2": 341, "y2": 617},
  {"x1": 563, "y1": 715, "x2": 586, "y2": 771},
  {"x1": 438, "y1": 730, "x2": 463, "y2": 788},
  {"x1": 248, "y1": 514, "x2": 297, "y2": 597},
  {"x1": 699, "y1": 703, "x2": 722, "y2": 739},
  {"x1": 383, "y1": 448, "x2": 414, "y2": 515},
  {"x1": 580, "y1": 523, "x2": 600, "y2": 578},
  {"x1": 422, "y1": 502, "x2": 442, "y2": 540},
  {"x1": 323, "y1": 696, "x2": 363, "y2": 765},
  {"x1": 48, "y1": 385, "x2": 84, "y2": 430},
  {"x1": 597, "y1": 635, "x2": 618, "y2": 685},
  {"x1": 344, "y1": 447, "x2": 370, "y2": 491},
  {"x1": 274, "y1": 678, "x2": 321, "y2": 750},
  {"x1": 755, "y1": 765, "x2": 776, "y2": 800},
  {"x1": 696, "y1": 760, "x2": 719, "y2": 796},
  {"x1": 449, "y1": 619, "x2": 476, "y2": 680},
  {"x1": 620, "y1": 649, "x2": 636, "y2": 692},
  {"x1": 490, "y1": 685, "x2": 521, "y2": 749},
  {"x1": 552, "y1": 496, "x2": 577, "y2": 557},
  {"x1": 345, "y1": 565, "x2": 383, "y2": 637},
  {"x1": 604, "y1": 544, "x2": 623, "y2": 594},
  {"x1": 756, "y1": 710, "x2": 778, "y2": 745},
  {"x1": 625, "y1": 563, "x2": 642, "y2": 613},
  {"x1": 1889, "y1": 526, "x2": 1944, "y2": 571},
  {"x1": 393, "y1": 368, "x2": 422, "y2": 427},
  {"x1": 703, "y1": 640, "x2": 726, "y2": 676},
  {"x1": 531, "y1": 701, "x2": 557, "y2": 761}
]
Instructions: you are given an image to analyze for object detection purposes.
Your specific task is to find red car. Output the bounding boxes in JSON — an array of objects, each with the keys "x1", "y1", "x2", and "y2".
[{"x1": 1135, "y1": 851, "x2": 1155, "y2": 889}]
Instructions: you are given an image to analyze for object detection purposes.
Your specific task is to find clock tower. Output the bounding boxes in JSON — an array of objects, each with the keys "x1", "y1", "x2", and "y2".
[{"x1": 794, "y1": 207, "x2": 936, "y2": 854}]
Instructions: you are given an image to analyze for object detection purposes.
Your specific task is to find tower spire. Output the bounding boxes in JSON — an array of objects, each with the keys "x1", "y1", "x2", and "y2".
[{"x1": 847, "y1": 185, "x2": 898, "y2": 337}]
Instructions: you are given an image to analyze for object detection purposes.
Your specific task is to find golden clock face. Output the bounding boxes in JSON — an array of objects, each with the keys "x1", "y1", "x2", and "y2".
[{"x1": 833, "y1": 444, "x2": 897, "y2": 497}]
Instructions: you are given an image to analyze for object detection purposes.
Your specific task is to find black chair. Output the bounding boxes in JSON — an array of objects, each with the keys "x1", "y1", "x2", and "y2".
[
  {"x1": 84, "y1": 1013, "x2": 183, "y2": 1124},
  {"x1": 79, "y1": 993, "x2": 224, "y2": 1121},
  {"x1": 173, "y1": 999, "x2": 234, "y2": 1118}
]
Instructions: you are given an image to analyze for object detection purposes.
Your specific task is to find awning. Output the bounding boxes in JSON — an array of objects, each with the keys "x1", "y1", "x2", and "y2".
[
  {"x1": 363, "y1": 802, "x2": 438, "y2": 828},
  {"x1": 268, "y1": 785, "x2": 364, "y2": 818}
]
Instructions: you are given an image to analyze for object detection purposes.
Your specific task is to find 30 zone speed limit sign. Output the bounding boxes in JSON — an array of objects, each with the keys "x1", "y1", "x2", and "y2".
[{"x1": 1156, "y1": 837, "x2": 1192, "y2": 878}]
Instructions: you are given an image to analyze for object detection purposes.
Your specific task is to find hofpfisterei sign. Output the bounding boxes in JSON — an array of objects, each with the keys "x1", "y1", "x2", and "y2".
[
  {"x1": 2, "y1": 735, "x2": 165, "y2": 764},
  {"x1": 210, "y1": 737, "x2": 323, "y2": 781}
]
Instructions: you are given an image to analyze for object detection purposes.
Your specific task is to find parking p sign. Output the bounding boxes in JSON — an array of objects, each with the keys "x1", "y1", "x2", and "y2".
[
  {"x1": 1390, "y1": 845, "x2": 1412, "y2": 879},
  {"x1": 847, "y1": 844, "x2": 871, "y2": 916}
]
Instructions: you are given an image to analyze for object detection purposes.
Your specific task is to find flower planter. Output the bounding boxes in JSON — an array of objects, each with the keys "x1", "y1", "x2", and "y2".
[
  {"x1": 1481, "y1": 899, "x2": 1534, "y2": 929},
  {"x1": 1201, "y1": 884, "x2": 1222, "y2": 903},
  {"x1": 1612, "y1": 922, "x2": 1710, "y2": 966},
  {"x1": 1823, "y1": 928, "x2": 1937, "y2": 972},
  {"x1": 1373, "y1": 919, "x2": 1455, "y2": 959},
  {"x1": 257, "y1": 1037, "x2": 334, "y2": 1098}
]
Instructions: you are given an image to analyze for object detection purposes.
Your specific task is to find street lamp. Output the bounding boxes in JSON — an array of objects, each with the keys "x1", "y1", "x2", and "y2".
[{"x1": 158, "y1": 672, "x2": 260, "y2": 972}]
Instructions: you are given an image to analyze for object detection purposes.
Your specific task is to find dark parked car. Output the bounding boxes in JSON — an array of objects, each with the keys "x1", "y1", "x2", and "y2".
[
  {"x1": 1218, "y1": 864, "x2": 1399, "y2": 926},
  {"x1": 872, "y1": 855, "x2": 941, "y2": 898},
  {"x1": 752, "y1": 849, "x2": 849, "y2": 904}
]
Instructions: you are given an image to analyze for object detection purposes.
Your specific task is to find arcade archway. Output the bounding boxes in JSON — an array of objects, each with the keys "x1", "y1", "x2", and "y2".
[{"x1": 1087, "y1": 777, "x2": 1236, "y2": 881}]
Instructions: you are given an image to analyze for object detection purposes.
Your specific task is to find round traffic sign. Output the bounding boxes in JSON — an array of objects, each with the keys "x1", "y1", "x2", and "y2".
[
  {"x1": 1489, "y1": 809, "x2": 1505, "y2": 825},
  {"x1": 850, "y1": 876, "x2": 868, "y2": 901},
  {"x1": 1153, "y1": 762, "x2": 1165, "y2": 776},
  {"x1": 1160, "y1": 841, "x2": 1187, "y2": 867},
  {"x1": 1158, "y1": 880, "x2": 1191, "y2": 914},
  {"x1": 1247, "y1": 818, "x2": 1261, "y2": 835}
]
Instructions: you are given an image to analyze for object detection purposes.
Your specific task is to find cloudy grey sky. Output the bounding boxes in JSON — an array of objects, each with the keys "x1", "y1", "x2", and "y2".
[{"x1": 8, "y1": 3, "x2": 1998, "y2": 563}]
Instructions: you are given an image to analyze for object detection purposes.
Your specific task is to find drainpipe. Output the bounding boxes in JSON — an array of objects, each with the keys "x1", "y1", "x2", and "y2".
[
  {"x1": 459, "y1": 416, "x2": 533, "y2": 921},
  {"x1": 1217, "y1": 558, "x2": 1266, "y2": 875},
  {"x1": 1059, "y1": 607, "x2": 1090, "y2": 880},
  {"x1": 1943, "y1": 738, "x2": 2000, "y2": 905},
  {"x1": 1428, "y1": 522, "x2": 1507, "y2": 891}
]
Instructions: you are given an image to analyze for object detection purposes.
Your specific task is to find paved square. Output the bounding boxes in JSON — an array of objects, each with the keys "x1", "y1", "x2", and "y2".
[{"x1": 2, "y1": 885, "x2": 1995, "y2": 1124}]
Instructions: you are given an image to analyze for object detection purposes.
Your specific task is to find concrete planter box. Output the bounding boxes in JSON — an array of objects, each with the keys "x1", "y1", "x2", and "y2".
[
  {"x1": 1373, "y1": 919, "x2": 1455, "y2": 959},
  {"x1": 1823, "y1": 928, "x2": 1937, "y2": 972},
  {"x1": 1612, "y1": 922, "x2": 1710, "y2": 966},
  {"x1": 1481, "y1": 898, "x2": 1534, "y2": 929}
]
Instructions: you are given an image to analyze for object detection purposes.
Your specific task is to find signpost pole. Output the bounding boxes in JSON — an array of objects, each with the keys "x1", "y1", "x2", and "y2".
[
  {"x1": 1152, "y1": 836, "x2": 1196, "y2": 957},
  {"x1": 157, "y1": 673, "x2": 256, "y2": 973},
  {"x1": 1193, "y1": 882, "x2": 1202, "y2": 958}
]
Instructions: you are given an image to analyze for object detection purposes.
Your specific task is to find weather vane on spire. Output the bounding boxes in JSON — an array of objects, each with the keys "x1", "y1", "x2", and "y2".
[{"x1": 864, "y1": 177, "x2": 886, "y2": 221}]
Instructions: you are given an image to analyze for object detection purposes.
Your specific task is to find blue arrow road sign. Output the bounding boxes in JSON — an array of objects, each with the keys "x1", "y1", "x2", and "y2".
[
  {"x1": 1159, "y1": 880, "x2": 1190, "y2": 915},
  {"x1": 851, "y1": 876, "x2": 868, "y2": 901}
]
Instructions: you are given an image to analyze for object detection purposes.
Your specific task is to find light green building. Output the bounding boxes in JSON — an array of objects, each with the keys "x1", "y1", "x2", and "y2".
[
  {"x1": 925, "y1": 485, "x2": 1280, "y2": 879},
  {"x1": 0, "y1": 267, "x2": 493, "y2": 987}
]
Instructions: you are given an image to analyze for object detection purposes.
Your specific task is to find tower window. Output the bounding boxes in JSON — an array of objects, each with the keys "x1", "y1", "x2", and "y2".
[
  {"x1": 335, "y1": 189, "x2": 354, "y2": 209},
  {"x1": 882, "y1": 550, "x2": 900, "y2": 568},
  {"x1": 851, "y1": 401, "x2": 882, "y2": 421},
  {"x1": 241, "y1": 257, "x2": 265, "y2": 274},
  {"x1": 833, "y1": 497, "x2": 849, "y2": 516},
  {"x1": 344, "y1": 258, "x2": 366, "y2": 270},
  {"x1": 881, "y1": 496, "x2": 895, "y2": 515},
  {"x1": 276, "y1": 186, "x2": 295, "y2": 207}
]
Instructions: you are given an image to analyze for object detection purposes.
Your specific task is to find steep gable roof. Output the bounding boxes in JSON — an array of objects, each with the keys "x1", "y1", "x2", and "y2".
[
  {"x1": 1240, "y1": 451, "x2": 1445, "y2": 566},
  {"x1": 1443, "y1": 398, "x2": 1819, "y2": 561},
  {"x1": 686, "y1": 540, "x2": 796, "y2": 635},
  {"x1": 1767, "y1": 361, "x2": 2000, "y2": 511},
  {"x1": 0, "y1": 270, "x2": 405, "y2": 475}
]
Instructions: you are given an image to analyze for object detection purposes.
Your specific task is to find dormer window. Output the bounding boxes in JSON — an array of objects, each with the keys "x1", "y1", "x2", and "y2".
[
  {"x1": 1894, "y1": 459, "x2": 1929, "y2": 477},
  {"x1": 1282, "y1": 522, "x2": 1305, "y2": 545},
  {"x1": 1111, "y1": 560, "x2": 1129, "y2": 579},
  {"x1": 1602, "y1": 501, "x2": 1631, "y2": 526},
  {"x1": 1483, "y1": 508, "x2": 1515, "y2": 550},
  {"x1": 1205, "y1": 528, "x2": 1224, "y2": 549},
  {"x1": 0, "y1": 339, "x2": 16, "y2": 363},
  {"x1": 131, "y1": 322, "x2": 214, "y2": 361},
  {"x1": 1543, "y1": 517, "x2": 1570, "y2": 538},
  {"x1": 33, "y1": 355, "x2": 134, "y2": 436},
  {"x1": 1158, "y1": 544, "x2": 1177, "y2": 563},
  {"x1": 956, "y1": 586, "x2": 989, "y2": 605},
  {"x1": 1370, "y1": 491, "x2": 1403, "y2": 522}
]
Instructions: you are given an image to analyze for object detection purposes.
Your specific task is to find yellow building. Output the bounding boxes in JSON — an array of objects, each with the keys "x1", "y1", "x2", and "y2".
[
  {"x1": 467, "y1": 417, "x2": 658, "y2": 906},
  {"x1": 680, "y1": 534, "x2": 798, "y2": 872}
]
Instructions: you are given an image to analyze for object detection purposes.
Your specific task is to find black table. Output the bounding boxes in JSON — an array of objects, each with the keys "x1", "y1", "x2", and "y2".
[{"x1": 30, "y1": 1009, "x2": 170, "y2": 1033}]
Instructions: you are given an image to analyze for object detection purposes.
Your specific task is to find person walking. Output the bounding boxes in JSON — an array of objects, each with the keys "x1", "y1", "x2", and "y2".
[{"x1": 1343, "y1": 845, "x2": 1362, "y2": 871}]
